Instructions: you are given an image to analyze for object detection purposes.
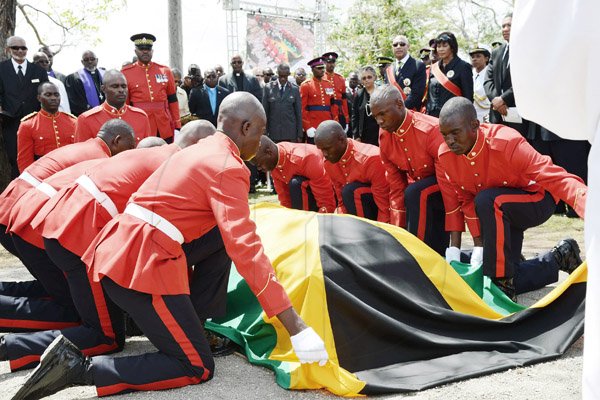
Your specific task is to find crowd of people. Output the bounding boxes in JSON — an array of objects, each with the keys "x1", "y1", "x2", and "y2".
[{"x1": 0, "y1": 11, "x2": 590, "y2": 400}]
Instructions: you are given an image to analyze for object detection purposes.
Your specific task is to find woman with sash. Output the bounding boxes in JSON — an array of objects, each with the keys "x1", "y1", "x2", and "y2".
[{"x1": 426, "y1": 32, "x2": 473, "y2": 117}]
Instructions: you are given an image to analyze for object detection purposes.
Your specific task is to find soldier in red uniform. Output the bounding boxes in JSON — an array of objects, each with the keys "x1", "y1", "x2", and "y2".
[
  {"x1": 12, "y1": 93, "x2": 328, "y2": 400},
  {"x1": 369, "y1": 85, "x2": 456, "y2": 256},
  {"x1": 121, "y1": 33, "x2": 180, "y2": 142},
  {"x1": 300, "y1": 57, "x2": 336, "y2": 143},
  {"x1": 315, "y1": 120, "x2": 390, "y2": 223},
  {"x1": 0, "y1": 120, "x2": 135, "y2": 333},
  {"x1": 75, "y1": 70, "x2": 151, "y2": 144},
  {"x1": 438, "y1": 98, "x2": 585, "y2": 299},
  {"x1": 0, "y1": 123, "x2": 215, "y2": 373},
  {"x1": 322, "y1": 52, "x2": 350, "y2": 132},
  {"x1": 17, "y1": 82, "x2": 77, "y2": 172},
  {"x1": 252, "y1": 135, "x2": 336, "y2": 213}
]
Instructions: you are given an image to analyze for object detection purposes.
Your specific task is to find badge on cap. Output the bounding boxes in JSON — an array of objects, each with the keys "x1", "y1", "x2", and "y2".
[
  {"x1": 447, "y1": 70, "x2": 455, "y2": 78},
  {"x1": 404, "y1": 87, "x2": 411, "y2": 95},
  {"x1": 403, "y1": 78, "x2": 411, "y2": 87}
]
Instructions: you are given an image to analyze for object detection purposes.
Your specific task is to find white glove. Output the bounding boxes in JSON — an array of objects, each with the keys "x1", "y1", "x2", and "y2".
[
  {"x1": 445, "y1": 246, "x2": 461, "y2": 264},
  {"x1": 470, "y1": 246, "x2": 484, "y2": 268},
  {"x1": 290, "y1": 327, "x2": 328, "y2": 366},
  {"x1": 173, "y1": 129, "x2": 180, "y2": 138},
  {"x1": 344, "y1": 125, "x2": 349, "y2": 134},
  {"x1": 306, "y1": 127, "x2": 316, "y2": 138}
]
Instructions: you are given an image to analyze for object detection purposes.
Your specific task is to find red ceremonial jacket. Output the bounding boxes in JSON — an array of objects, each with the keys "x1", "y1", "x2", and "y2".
[
  {"x1": 82, "y1": 132, "x2": 292, "y2": 318},
  {"x1": 75, "y1": 102, "x2": 151, "y2": 144},
  {"x1": 0, "y1": 138, "x2": 111, "y2": 227},
  {"x1": 32, "y1": 144, "x2": 180, "y2": 257},
  {"x1": 300, "y1": 77, "x2": 337, "y2": 132},
  {"x1": 379, "y1": 110, "x2": 457, "y2": 227},
  {"x1": 438, "y1": 123, "x2": 587, "y2": 237},
  {"x1": 272, "y1": 142, "x2": 336, "y2": 213},
  {"x1": 324, "y1": 139, "x2": 390, "y2": 223},
  {"x1": 121, "y1": 61, "x2": 181, "y2": 139},
  {"x1": 17, "y1": 110, "x2": 77, "y2": 172},
  {"x1": 324, "y1": 71, "x2": 349, "y2": 122}
]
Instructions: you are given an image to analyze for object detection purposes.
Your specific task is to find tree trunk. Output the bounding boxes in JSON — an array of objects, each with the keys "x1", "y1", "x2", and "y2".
[
  {"x1": 0, "y1": 0, "x2": 17, "y2": 191},
  {"x1": 168, "y1": 0, "x2": 183, "y2": 72}
]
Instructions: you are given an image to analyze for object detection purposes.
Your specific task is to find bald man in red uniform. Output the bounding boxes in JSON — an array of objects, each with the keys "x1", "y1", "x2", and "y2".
[
  {"x1": 17, "y1": 82, "x2": 77, "y2": 172},
  {"x1": 322, "y1": 52, "x2": 350, "y2": 131},
  {"x1": 369, "y1": 85, "x2": 456, "y2": 256},
  {"x1": 0, "y1": 123, "x2": 215, "y2": 372},
  {"x1": 315, "y1": 120, "x2": 390, "y2": 223},
  {"x1": 12, "y1": 93, "x2": 328, "y2": 400},
  {"x1": 121, "y1": 33, "x2": 180, "y2": 142},
  {"x1": 252, "y1": 135, "x2": 336, "y2": 213},
  {"x1": 0, "y1": 120, "x2": 135, "y2": 333},
  {"x1": 75, "y1": 70, "x2": 151, "y2": 144},
  {"x1": 300, "y1": 57, "x2": 336, "y2": 142},
  {"x1": 438, "y1": 98, "x2": 586, "y2": 299}
]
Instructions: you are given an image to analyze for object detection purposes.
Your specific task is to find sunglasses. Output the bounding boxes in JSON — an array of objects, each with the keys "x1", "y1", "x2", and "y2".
[
  {"x1": 137, "y1": 46, "x2": 152, "y2": 51},
  {"x1": 265, "y1": 72, "x2": 274, "y2": 76},
  {"x1": 231, "y1": 60, "x2": 243, "y2": 64},
  {"x1": 361, "y1": 75, "x2": 374, "y2": 80},
  {"x1": 10, "y1": 46, "x2": 27, "y2": 51},
  {"x1": 393, "y1": 42, "x2": 407, "y2": 47},
  {"x1": 314, "y1": 66, "x2": 325, "y2": 70},
  {"x1": 82, "y1": 57, "x2": 97, "y2": 62}
]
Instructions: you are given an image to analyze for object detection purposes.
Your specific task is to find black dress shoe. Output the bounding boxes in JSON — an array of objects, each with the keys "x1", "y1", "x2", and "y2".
[
  {"x1": 492, "y1": 277, "x2": 517, "y2": 302},
  {"x1": 205, "y1": 331, "x2": 236, "y2": 357},
  {"x1": 12, "y1": 335, "x2": 92, "y2": 400},
  {"x1": 552, "y1": 238, "x2": 583, "y2": 274}
]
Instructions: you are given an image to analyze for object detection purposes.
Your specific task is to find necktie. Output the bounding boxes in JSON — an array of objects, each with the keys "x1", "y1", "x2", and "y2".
[
  {"x1": 502, "y1": 46, "x2": 510, "y2": 70},
  {"x1": 17, "y1": 65, "x2": 24, "y2": 83},
  {"x1": 279, "y1": 85, "x2": 284, "y2": 97},
  {"x1": 396, "y1": 61, "x2": 403, "y2": 76}
]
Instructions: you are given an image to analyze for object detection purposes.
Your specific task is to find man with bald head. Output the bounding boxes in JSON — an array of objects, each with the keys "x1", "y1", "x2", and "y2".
[
  {"x1": 32, "y1": 52, "x2": 70, "y2": 113},
  {"x1": 369, "y1": 85, "x2": 455, "y2": 256},
  {"x1": 65, "y1": 50, "x2": 105, "y2": 116},
  {"x1": 0, "y1": 122, "x2": 214, "y2": 373},
  {"x1": 315, "y1": 120, "x2": 389, "y2": 222},
  {"x1": 14, "y1": 92, "x2": 329, "y2": 399},
  {"x1": 189, "y1": 68, "x2": 230, "y2": 127},
  {"x1": 0, "y1": 36, "x2": 49, "y2": 178},
  {"x1": 386, "y1": 34, "x2": 427, "y2": 111},
  {"x1": 252, "y1": 135, "x2": 335, "y2": 213},
  {"x1": 438, "y1": 97, "x2": 586, "y2": 299},
  {"x1": 75, "y1": 69, "x2": 151, "y2": 144}
]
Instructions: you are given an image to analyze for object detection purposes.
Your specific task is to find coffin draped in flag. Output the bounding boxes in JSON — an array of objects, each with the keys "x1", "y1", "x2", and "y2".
[{"x1": 206, "y1": 203, "x2": 585, "y2": 396}]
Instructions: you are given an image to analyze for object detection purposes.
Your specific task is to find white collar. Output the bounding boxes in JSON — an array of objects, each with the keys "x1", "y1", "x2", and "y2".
[
  {"x1": 277, "y1": 80, "x2": 288, "y2": 90},
  {"x1": 397, "y1": 54, "x2": 410, "y2": 66},
  {"x1": 11, "y1": 58, "x2": 27, "y2": 75}
]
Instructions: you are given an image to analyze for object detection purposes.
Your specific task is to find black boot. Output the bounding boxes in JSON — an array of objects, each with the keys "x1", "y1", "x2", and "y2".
[
  {"x1": 552, "y1": 238, "x2": 583, "y2": 274},
  {"x1": 205, "y1": 330, "x2": 236, "y2": 357},
  {"x1": 11, "y1": 335, "x2": 93, "y2": 400},
  {"x1": 492, "y1": 276, "x2": 517, "y2": 302}
]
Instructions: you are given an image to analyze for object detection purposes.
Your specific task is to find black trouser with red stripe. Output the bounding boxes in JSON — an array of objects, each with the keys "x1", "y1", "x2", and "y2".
[
  {"x1": 404, "y1": 176, "x2": 448, "y2": 256},
  {"x1": 289, "y1": 176, "x2": 318, "y2": 212},
  {"x1": 0, "y1": 234, "x2": 79, "y2": 332},
  {"x1": 87, "y1": 227, "x2": 229, "y2": 396},
  {"x1": 341, "y1": 182, "x2": 378, "y2": 221},
  {"x1": 475, "y1": 188, "x2": 559, "y2": 294},
  {"x1": 2, "y1": 238, "x2": 125, "y2": 371}
]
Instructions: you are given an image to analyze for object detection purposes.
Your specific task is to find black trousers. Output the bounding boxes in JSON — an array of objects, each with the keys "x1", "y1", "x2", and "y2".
[
  {"x1": 341, "y1": 182, "x2": 378, "y2": 221},
  {"x1": 475, "y1": 187, "x2": 559, "y2": 294},
  {"x1": 289, "y1": 175, "x2": 318, "y2": 212},
  {"x1": 3, "y1": 238, "x2": 125, "y2": 371},
  {"x1": 404, "y1": 176, "x2": 448, "y2": 256},
  {"x1": 1, "y1": 115, "x2": 21, "y2": 179},
  {"x1": 0, "y1": 234, "x2": 79, "y2": 332},
  {"x1": 90, "y1": 227, "x2": 230, "y2": 396}
]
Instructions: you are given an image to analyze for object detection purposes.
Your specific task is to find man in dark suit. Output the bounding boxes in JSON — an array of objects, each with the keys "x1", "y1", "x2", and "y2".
[
  {"x1": 39, "y1": 46, "x2": 66, "y2": 83},
  {"x1": 189, "y1": 68, "x2": 230, "y2": 127},
  {"x1": 0, "y1": 36, "x2": 49, "y2": 179},
  {"x1": 64, "y1": 50, "x2": 105, "y2": 116},
  {"x1": 262, "y1": 63, "x2": 302, "y2": 143},
  {"x1": 386, "y1": 35, "x2": 427, "y2": 111},
  {"x1": 218, "y1": 54, "x2": 263, "y2": 101},
  {"x1": 484, "y1": 13, "x2": 527, "y2": 136}
]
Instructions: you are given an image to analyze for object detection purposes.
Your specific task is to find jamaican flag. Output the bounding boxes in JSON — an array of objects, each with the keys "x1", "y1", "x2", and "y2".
[{"x1": 206, "y1": 203, "x2": 585, "y2": 396}]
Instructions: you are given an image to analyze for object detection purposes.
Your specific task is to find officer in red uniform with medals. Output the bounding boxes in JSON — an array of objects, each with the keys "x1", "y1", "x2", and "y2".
[
  {"x1": 315, "y1": 120, "x2": 390, "y2": 223},
  {"x1": 252, "y1": 135, "x2": 336, "y2": 213},
  {"x1": 300, "y1": 57, "x2": 337, "y2": 143},
  {"x1": 438, "y1": 98, "x2": 585, "y2": 300},
  {"x1": 121, "y1": 33, "x2": 180, "y2": 143},
  {"x1": 11, "y1": 93, "x2": 329, "y2": 400},
  {"x1": 17, "y1": 82, "x2": 77, "y2": 172},
  {"x1": 75, "y1": 70, "x2": 151, "y2": 144},
  {"x1": 322, "y1": 52, "x2": 350, "y2": 132}
]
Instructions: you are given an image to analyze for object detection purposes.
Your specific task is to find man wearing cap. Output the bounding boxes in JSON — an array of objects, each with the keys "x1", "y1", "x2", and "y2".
[
  {"x1": 65, "y1": 50, "x2": 105, "y2": 117},
  {"x1": 75, "y1": 70, "x2": 151, "y2": 144},
  {"x1": 16, "y1": 82, "x2": 77, "y2": 172},
  {"x1": 387, "y1": 35, "x2": 427, "y2": 111},
  {"x1": 470, "y1": 47, "x2": 491, "y2": 122},
  {"x1": 121, "y1": 33, "x2": 181, "y2": 143},
  {"x1": 322, "y1": 52, "x2": 350, "y2": 131},
  {"x1": 300, "y1": 57, "x2": 337, "y2": 143},
  {"x1": 376, "y1": 56, "x2": 393, "y2": 86}
]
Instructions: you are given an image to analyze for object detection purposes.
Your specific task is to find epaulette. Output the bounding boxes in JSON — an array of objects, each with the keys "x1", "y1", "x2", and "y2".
[
  {"x1": 20, "y1": 111, "x2": 38, "y2": 122},
  {"x1": 300, "y1": 80, "x2": 311, "y2": 86},
  {"x1": 121, "y1": 63, "x2": 135, "y2": 71},
  {"x1": 63, "y1": 112, "x2": 77, "y2": 120}
]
